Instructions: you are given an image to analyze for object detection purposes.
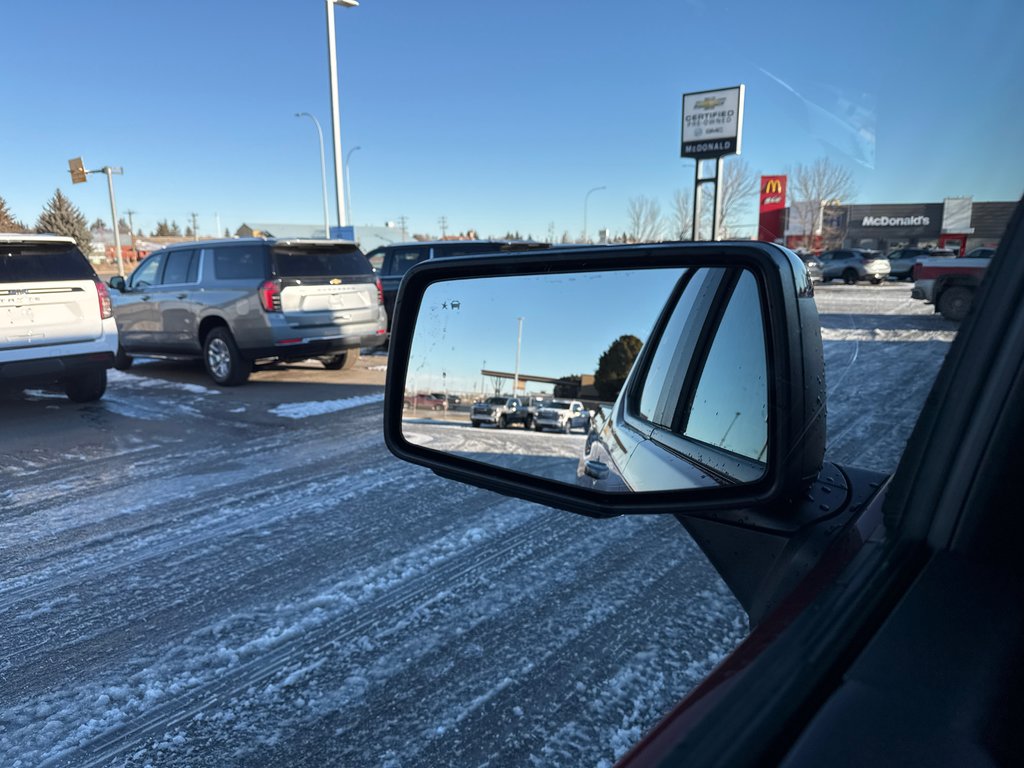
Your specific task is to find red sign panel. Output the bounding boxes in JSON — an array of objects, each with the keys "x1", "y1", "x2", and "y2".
[{"x1": 760, "y1": 175, "x2": 787, "y2": 213}]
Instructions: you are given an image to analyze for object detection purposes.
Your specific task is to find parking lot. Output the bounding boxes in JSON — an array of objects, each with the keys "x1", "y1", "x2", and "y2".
[{"x1": 0, "y1": 281, "x2": 958, "y2": 767}]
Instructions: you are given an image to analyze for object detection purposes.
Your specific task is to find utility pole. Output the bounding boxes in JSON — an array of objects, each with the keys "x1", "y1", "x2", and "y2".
[
  {"x1": 398, "y1": 215, "x2": 408, "y2": 241},
  {"x1": 215, "y1": 212, "x2": 222, "y2": 238},
  {"x1": 69, "y1": 158, "x2": 126, "y2": 277},
  {"x1": 513, "y1": 317, "x2": 523, "y2": 396},
  {"x1": 190, "y1": 212, "x2": 199, "y2": 241},
  {"x1": 438, "y1": 216, "x2": 448, "y2": 238}
]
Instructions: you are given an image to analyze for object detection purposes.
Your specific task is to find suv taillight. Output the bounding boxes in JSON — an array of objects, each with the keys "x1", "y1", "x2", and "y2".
[
  {"x1": 94, "y1": 279, "x2": 113, "y2": 319},
  {"x1": 259, "y1": 279, "x2": 282, "y2": 312},
  {"x1": 376, "y1": 277, "x2": 384, "y2": 305}
]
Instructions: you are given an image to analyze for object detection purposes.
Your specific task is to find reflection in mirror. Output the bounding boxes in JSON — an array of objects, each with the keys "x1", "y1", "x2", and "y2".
[{"x1": 401, "y1": 267, "x2": 768, "y2": 493}]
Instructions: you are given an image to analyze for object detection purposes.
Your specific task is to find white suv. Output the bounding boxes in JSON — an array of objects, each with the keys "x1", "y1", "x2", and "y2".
[{"x1": 0, "y1": 233, "x2": 118, "y2": 401}]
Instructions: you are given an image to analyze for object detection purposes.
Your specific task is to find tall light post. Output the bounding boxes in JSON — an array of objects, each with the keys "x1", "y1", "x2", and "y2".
[
  {"x1": 345, "y1": 145, "x2": 361, "y2": 230},
  {"x1": 583, "y1": 186, "x2": 606, "y2": 244},
  {"x1": 326, "y1": 0, "x2": 359, "y2": 232},
  {"x1": 513, "y1": 317, "x2": 523, "y2": 396},
  {"x1": 295, "y1": 112, "x2": 330, "y2": 238}
]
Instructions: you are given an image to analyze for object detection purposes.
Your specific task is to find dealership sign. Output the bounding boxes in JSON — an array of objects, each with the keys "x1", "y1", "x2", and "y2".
[
  {"x1": 681, "y1": 85, "x2": 745, "y2": 159},
  {"x1": 861, "y1": 215, "x2": 931, "y2": 227}
]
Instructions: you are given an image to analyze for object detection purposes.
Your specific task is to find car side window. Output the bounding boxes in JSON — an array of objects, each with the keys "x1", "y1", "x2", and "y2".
[
  {"x1": 637, "y1": 268, "x2": 725, "y2": 426},
  {"x1": 386, "y1": 247, "x2": 429, "y2": 277},
  {"x1": 683, "y1": 271, "x2": 769, "y2": 461},
  {"x1": 213, "y1": 245, "x2": 265, "y2": 280},
  {"x1": 161, "y1": 249, "x2": 196, "y2": 285},
  {"x1": 129, "y1": 253, "x2": 165, "y2": 288},
  {"x1": 365, "y1": 248, "x2": 385, "y2": 271}
]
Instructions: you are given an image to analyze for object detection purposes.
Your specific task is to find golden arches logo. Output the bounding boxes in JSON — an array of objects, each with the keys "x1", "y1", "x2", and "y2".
[{"x1": 764, "y1": 179, "x2": 783, "y2": 195}]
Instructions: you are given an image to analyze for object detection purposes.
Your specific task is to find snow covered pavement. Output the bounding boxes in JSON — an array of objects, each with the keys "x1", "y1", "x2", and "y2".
[{"x1": 0, "y1": 281, "x2": 955, "y2": 767}]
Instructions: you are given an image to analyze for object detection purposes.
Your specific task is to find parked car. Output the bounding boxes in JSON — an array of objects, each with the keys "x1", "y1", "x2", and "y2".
[
  {"x1": 365, "y1": 240, "x2": 550, "y2": 325},
  {"x1": 383, "y1": 219, "x2": 1024, "y2": 766},
  {"x1": 534, "y1": 399, "x2": 591, "y2": 433},
  {"x1": 403, "y1": 392, "x2": 446, "y2": 411},
  {"x1": 431, "y1": 392, "x2": 461, "y2": 407},
  {"x1": 885, "y1": 247, "x2": 935, "y2": 279},
  {"x1": 801, "y1": 255, "x2": 823, "y2": 282},
  {"x1": 470, "y1": 395, "x2": 533, "y2": 428},
  {"x1": 963, "y1": 246, "x2": 997, "y2": 259},
  {"x1": 108, "y1": 238, "x2": 387, "y2": 385},
  {"x1": 817, "y1": 249, "x2": 891, "y2": 284},
  {"x1": 0, "y1": 233, "x2": 117, "y2": 401}
]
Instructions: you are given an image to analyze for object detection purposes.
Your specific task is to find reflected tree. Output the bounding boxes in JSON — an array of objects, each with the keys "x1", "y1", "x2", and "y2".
[{"x1": 595, "y1": 334, "x2": 643, "y2": 401}]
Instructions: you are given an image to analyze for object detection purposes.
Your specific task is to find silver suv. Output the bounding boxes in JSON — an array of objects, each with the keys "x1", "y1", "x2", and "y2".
[
  {"x1": 109, "y1": 238, "x2": 387, "y2": 385},
  {"x1": 818, "y1": 249, "x2": 891, "y2": 284},
  {"x1": 0, "y1": 233, "x2": 118, "y2": 401}
]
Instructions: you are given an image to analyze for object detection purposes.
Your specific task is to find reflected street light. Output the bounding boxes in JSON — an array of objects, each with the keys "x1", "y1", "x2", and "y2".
[
  {"x1": 295, "y1": 112, "x2": 330, "y2": 238},
  {"x1": 583, "y1": 186, "x2": 606, "y2": 244},
  {"x1": 326, "y1": 0, "x2": 359, "y2": 231},
  {"x1": 345, "y1": 145, "x2": 361, "y2": 230}
]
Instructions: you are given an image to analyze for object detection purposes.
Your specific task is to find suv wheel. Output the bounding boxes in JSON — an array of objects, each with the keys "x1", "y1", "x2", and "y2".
[
  {"x1": 321, "y1": 349, "x2": 359, "y2": 370},
  {"x1": 204, "y1": 327, "x2": 251, "y2": 386},
  {"x1": 113, "y1": 345, "x2": 134, "y2": 371},
  {"x1": 499, "y1": 415, "x2": 508, "y2": 429},
  {"x1": 64, "y1": 368, "x2": 107, "y2": 403},
  {"x1": 938, "y1": 286, "x2": 973, "y2": 322},
  {"x1": 842, "y1": 269, "x2": 858, "y2": 285},
  {"x1": 562, "y1": 420, "x2": 571, "y2": 434}
]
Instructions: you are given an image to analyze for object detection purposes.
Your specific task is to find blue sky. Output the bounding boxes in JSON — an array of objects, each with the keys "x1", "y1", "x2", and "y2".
[
  {"x1": 3, "y1": 0, "x2": 1022, "y2": 240},
  {"x1": 408, "y1": 268, "x2": 685, "y2": 394}
]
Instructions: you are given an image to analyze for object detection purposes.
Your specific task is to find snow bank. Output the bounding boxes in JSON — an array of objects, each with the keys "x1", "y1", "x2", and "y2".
[{"x1": 269, "y1": 393, "x2": 385, "y2": 419}]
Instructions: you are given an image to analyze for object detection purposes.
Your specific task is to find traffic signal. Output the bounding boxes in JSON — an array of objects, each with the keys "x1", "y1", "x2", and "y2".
[{"x1": 68, "y1": 157, "x2": 87, "y2": 184}]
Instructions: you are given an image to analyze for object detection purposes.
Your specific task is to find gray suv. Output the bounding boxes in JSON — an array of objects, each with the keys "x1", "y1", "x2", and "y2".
[
  {"x1": 817, "y1": 249, "x2": 891, "y2": 284},
  {"x1": 109, "y1": 238, "x2": 387, "y2": 385}
]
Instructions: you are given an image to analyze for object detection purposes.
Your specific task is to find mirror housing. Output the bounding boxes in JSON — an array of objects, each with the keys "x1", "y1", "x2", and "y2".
[
  {"x1": 384, "y1": 243, "x2": 825, "y2": 532},
  {"x1": 108, "y1": 275, "x2": 126, "y2": 292}
]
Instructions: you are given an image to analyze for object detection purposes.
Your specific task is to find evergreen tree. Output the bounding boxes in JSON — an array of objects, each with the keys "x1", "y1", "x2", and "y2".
[
  {"x1": 0, "y1": 195, "x2": 29, "y2": 232},
  {"x1": 594, "y1": 334, "x2": 643, "y2": 401},
  {"x1": 154, "y1": 219, "x2": 173, "y2": 236},
  {"x1": 169, "y1": 220, "x2": 182, "y2": 236},
  {"x1": 36, "y1": 189, "x2": 93, "y2": 255},
  {"x1": 185, "y1": 226, "x2": 194, "y2": 237},
  {"x1": 90, "y1": 217, "x2": 107, "y2": 231}
]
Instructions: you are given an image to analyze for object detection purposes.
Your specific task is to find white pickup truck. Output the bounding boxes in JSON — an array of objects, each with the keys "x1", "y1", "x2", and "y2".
[{"x1": 533, "y1": 399, "x2": 591, "y2": 434}]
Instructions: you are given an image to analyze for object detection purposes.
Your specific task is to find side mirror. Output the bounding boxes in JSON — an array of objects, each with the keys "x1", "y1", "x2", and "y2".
[
  {"x1": 384, "y1": 243, "x2": 825, "y2": 531},
  {"x1": 108, "y1": 275, "x2": 126, "y2": 292}
]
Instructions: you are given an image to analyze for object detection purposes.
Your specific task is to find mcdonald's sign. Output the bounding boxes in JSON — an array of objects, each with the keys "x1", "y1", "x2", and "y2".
[{"x1": 760, "y1": 175, "x2": 787, "y2": 213}]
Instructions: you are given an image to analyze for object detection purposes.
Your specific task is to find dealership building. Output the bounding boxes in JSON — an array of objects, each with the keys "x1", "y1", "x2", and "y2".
[{"x1": 775, "y1": 195, "x2": 1015, "y2": 255}]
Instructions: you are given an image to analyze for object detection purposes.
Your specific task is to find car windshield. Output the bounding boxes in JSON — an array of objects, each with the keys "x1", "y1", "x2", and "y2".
[{"x1": 2, "y1": 1, "x2": 1020, "y2": 767}]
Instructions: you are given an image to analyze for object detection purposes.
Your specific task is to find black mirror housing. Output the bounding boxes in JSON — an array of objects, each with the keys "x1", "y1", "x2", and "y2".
[
  {"x1": 384, "y1": 243, "x2": 825, "y2": 532},
  {"x1": 108, "y1": 275, "x2": 126, "y2": 292}
]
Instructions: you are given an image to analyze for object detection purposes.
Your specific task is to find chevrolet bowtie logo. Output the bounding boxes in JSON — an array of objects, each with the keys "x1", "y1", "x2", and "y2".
[
  {"x1": 694, "y1": 96, "x2": 726, "y2": 110},
  {"x1": 330, "y1": 278, "x2": 342, "y2": 285}
]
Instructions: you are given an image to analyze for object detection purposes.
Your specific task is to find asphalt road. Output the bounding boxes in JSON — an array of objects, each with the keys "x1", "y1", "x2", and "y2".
[{"x1": 0, "y1": 282, "x2": 957, "y2": 767}]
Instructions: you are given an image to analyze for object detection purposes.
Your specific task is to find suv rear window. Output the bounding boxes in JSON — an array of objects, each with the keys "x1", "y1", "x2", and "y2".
[
  {"x1": 213, "y1": 245, "x2": 267, "y2": 280},
  {"x1": 272, "y1": 246, "x2": 371, "y2": 277},
  {"x1": 0, "y1": 242, "x2": 95, "y2": 282}
]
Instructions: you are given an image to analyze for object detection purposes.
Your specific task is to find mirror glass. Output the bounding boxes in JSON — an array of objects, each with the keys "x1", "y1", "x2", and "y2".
[{"x1": 401, "y1": 266, "x2": 768, "y2": 492}]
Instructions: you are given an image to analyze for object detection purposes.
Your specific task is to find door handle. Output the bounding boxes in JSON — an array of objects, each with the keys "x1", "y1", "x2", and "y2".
[
  {"x1": 141, "y1": 295, "x2": 151, "y2": 301},
  {"x1": 176, "y1": 293, "x2": 187, "y2": 300}
]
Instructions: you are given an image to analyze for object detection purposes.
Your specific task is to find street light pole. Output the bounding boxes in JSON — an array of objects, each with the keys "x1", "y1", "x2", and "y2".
[
  {"x1": 583, "y1": 186, "x2": 606, "y2": 244},
  {"x1": 345, "y1": 145, "x2": 361, "y2": 230},
  {"x1": 295, "y1": 112, "x2": 331, "y2": 238},
  {"x1": 513, "y1": 317, "x2": 523, "y2": 396},
  {"x1": 326, "y1": 0, "x2": 359, "y2": 232}
]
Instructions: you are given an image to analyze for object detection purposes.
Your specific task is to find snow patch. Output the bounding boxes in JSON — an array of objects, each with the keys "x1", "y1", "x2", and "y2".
[
  {"x1": 270, "y1": 393, "x2": 384, "y2": 419},
  {"x1": 821, "y1": 327, "x2": 957, "y2": 343}
]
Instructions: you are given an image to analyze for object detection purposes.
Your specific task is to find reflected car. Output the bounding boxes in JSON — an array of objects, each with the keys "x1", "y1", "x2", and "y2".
[{"x1": 534, "y1": 399, "x2": 591, "y2": 433}]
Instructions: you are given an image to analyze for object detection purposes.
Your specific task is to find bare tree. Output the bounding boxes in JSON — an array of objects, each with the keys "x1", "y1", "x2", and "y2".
[
  {"x1": 717, "y1": 158, "x2": 758, "y2": 239},
  {"x1": 791, "y1": 158, "x2": 856, "y2": 250},
  {"x1": 671, "y1": 189, "x2": 693, "y2": 240},
  {"x1": 626, "y1": 195, "x2": 664, "y2": 243}
]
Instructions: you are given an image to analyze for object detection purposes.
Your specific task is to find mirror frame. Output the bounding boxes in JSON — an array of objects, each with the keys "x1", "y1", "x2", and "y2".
[{"x1": 384, "y1": 242, "x2": 825, "y2": 532}]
